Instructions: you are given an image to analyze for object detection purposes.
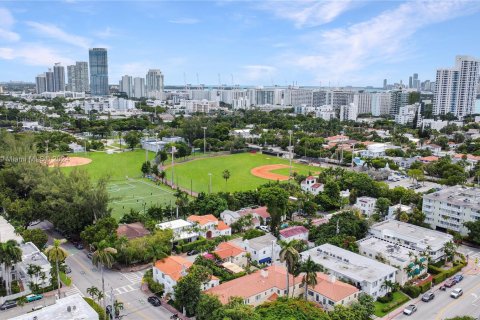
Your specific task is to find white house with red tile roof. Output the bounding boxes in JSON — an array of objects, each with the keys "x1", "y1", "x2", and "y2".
[
  {"x1": 205, "y1": 265, "x2": 359, "y2": 308},
  {"x1": 204, "y1": 265, "x2": 304, "y2": 306},
  {"x1": 354, "y1": 196, "x2": 377, "y2": 217},
  {"x1": 153, "y1": 256, "x2": 219, "y2": 296},
  {"x1": 419, "y1": 155, "x2": 439, "y2": 163},
  {"x1": 307, "y1": 273, "x2": 359, "y2": 310},
  {"x1": 220, "y1": 209, "x2": 261, "y2": 229},
  {"x1": 453, "y1": 154, "x2": 480, "y2": 169},
  {"x1": 279, "y1": 226, "x2": 309, "y2": 242},
  {"x1": 421, "y1": 143, "x2": 442, "y2": 155},
  {"x1": 187, "y1": 214, "x2": 231, "y2": 239},
  {"x1": 213, "y1": 242, "x2": 248, "y2": 268},
  {"x1": 325, "y1": 135, "x2": 349, "y2": 143},
  {"x1": 301, "y1": 176, "x2": 323, "y2": 195}
]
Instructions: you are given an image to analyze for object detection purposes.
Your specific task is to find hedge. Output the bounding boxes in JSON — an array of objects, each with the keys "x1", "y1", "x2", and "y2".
[
  {"x1": 143, "y1": 269, "x2": 164, "y2": 297},
  {"x1": 381, "y1": 294, "x2": 410, "y2": 313},
  {"x1": 432, "y1": 261, "x2": 466, "y2": 285},
  {"x1": 176, "y1": 238, "x2": 208, "y2": 253},
  {"x1": 419, "y1": 280, "x2": 432, "y2": 293},
  {"x1": 84, "y1": 297, "x2": 106, "y2": 320},
  {"x1": 402, "y1": 285, "x2": 421, "y2": 298}
]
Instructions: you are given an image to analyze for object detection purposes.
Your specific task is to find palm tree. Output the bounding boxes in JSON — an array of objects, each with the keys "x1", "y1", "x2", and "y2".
[
  {"x1": 279, "y1": 241, "x2": 300, "y2": 297},
  {"x1": 114, "y1": 299, "x2": 124, "y2": 318},
  {"x1": 0, "y1": 240, "x2": 22, "y2": 295},
  {"x1": 404, "y1": 264, "x2": 414, "y2": 278},
  {"x1": 222, "y1": 169, "x2": 231, "y2": 189},
  {"x1": 300, "y1": 257, "x2": 323, "y2": 300},
  {"x1": 87, "y1": 286, "x2": 99, "y2": 300},
  {"x1": 363, "y1": 158, "x2": 373, "y2": 170},
  {"x1": 158, "y1": 171, "x2": 166, "y2": 183},
  {"x1": 92, "y1": 240, "x2": 117, "y2": 308},
  {"x1": 381, "y1": 279, "x2": 396, "y2": 296},
  {"x1": 45, "y1": 238, "x2": 68, "y2": 298}
]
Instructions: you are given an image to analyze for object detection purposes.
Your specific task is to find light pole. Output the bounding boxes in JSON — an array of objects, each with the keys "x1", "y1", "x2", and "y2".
[
  {"x1": 288, "y1": 130, "x2": 293, "y2": 179},
  {"x1": 171, "y1": 146, "x2": 176, "y2": 186},
  {"x1": 208, "y1": 173, "x2": 212, "y2": 194},
  {"x1": 45, "y1": 140, "x2": 50, "y2": 162},
  {"x1": 202, "y1": 127, "x2": 207, "y2": 154}
]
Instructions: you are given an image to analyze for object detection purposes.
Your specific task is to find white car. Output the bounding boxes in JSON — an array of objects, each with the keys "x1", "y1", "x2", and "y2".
[
  {"x1": 259, "y1": 226, "x2": 270, "y2": 232},
  {"x1": 403, "y1": 304, "x2": 417, "y2": 315},
  {"x1": 450, "y1": 288, "x2": 463, "y2": 299}
]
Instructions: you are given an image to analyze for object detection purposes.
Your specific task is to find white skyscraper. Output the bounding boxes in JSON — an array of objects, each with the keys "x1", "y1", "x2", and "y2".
[
  {"x1": 353, "y1": 92, "x2": 372, "y2": 114},
  {"x1": 146, "y1": 69, "x2": 164, "y2": 97},
  {"x1": 53, "y1": 63, "x2": 65, "y2": 92},
  {"x1": 35, "y1": 74, "x2": 47, "y2": 94},
  {"x1": 119, "y1": 75, "x2": 133, "y2": 97},
  {"x1": 371, "y1": 92, "x2": 391, "y2": 116},
  {"x1": 434, "y1": 55, "x2": 480, "y2": 117},
  {"x1": 133, "y1": 77, "x2": 146, "y2": 98}
]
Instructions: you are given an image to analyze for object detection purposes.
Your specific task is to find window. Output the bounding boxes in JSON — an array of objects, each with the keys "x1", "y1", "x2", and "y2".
[{"x1": 308, "y1": 290, "x2": 314, "y2": 296}]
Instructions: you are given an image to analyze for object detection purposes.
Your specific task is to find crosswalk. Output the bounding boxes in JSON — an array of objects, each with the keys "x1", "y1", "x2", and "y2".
[
  {"x1": 65, "y1": 284, "x2": 84, "y2": 297},
  {"x1": 121, "y1": 271, "x2": 144, "y2": 284}
]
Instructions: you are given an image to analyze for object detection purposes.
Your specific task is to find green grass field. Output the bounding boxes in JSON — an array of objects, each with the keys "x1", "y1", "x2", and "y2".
[
  {"x1": 164, "y1": 152, "x2": 319, "y2": 194},
  {"x1": 107, "y1": 178, "x2": 177, "y2": 220},
  {"x1": 62, "y1": 149, "x2": 155, "y2": 181}
]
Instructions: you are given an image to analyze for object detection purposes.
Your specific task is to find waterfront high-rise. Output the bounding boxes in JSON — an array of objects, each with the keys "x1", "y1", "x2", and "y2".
[
  {"x1": 89, "y1": 48, "x2": 109, "y2": 96},
  {"x1": 35, "y1": 74, "x2": 47, "y2": 94},
  {"x1": 145, "y1": 69, "x2": 164, "y2": 97},
  {"x1": 53, "y1": 63, "x2": 65, "y2": 92},
  {"x1": 434, "y1": 55, "x2": 480, "y2": 117}
]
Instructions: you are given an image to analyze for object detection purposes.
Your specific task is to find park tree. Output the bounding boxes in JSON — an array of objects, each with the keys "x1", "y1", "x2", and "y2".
[
  {"x1": 193, "y1": 193, "x2": 228, "y2": 217},
  {"x1": 123, "y1": 130, "x2": 142, "y2": 150},
  {"x1": 222, "y1": 169, "x2": 231, "y2": 189},
  {"x1": 141, "y1": 161, "x2": 151, "y2": 176},
  {"x1": 81, "y1": 217, "x2": 119, "y2": 248},
  {"x1": 155, "y1": 150, "x2": 168, "y2": 166},
  {"x1": 259, "y1": 186, "x2": 289, "y2": 235}
]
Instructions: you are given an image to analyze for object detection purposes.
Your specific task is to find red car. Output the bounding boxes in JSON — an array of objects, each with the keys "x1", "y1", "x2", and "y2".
[{"x1": 444, "y1": 278, "x2": 457, "y2": 288}]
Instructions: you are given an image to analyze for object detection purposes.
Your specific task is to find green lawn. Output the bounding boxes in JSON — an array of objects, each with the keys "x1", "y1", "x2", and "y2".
[
  {"x1": 61, "y1": 149, "x2": 155, "y2": 181},
  {"x1": 59, "y1": 150, "x2": 176, "y2": 220},
  {"x1": 164, "y1": 152, "x2": 318, "y2": 194},
  {"x1": 271, "y1": 166, "x2": 321, "y2": 177},
  {"x1": 373, "y1": 291, "x2": 410, "y2": 317},
  {"x1": 107, "y1": 178, "x2": 177, "y2": 220}
]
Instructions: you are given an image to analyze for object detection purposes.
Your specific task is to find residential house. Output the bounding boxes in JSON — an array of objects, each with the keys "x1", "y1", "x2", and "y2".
[
  {"x1": 421, "y1": 144, "x2": 442, "y2": 155},
  {"x1": 116, "y1": 222, "x2": 150, "y2": 240},
  {"x1": 156, "y1": 219, "x2": 198, "y2": 244},
  {"x1": 16, "y1": 242, "x2": 52, "y2": 290},
  {"x1": 187, "y1": 214, "x2": 231, "y2": 239},
  {"x1": 68, "y1": 142, "x2": 85, "y2": 153},
  {"x1": 301, "y1": 176, "x2": 324, "y2": 195},
  {"x1": 307, "y1": 273, "x2": 360, "y2": 310},
  {"x1": 387, "y1": 204, "x2": 413, "y2": 220},
  {"x1": 358, "y1": 143, "x2": 401, "y2": 158},
  {"x1": 234, "y1": 234, "x2": 280, "y2": 264},
  {"x1": 213, "y1": 242, "x2": 248, "y2": 268},
  {"x1": 369, "y1": 220, "x2": 453, "y2": 262},
  {"x1": 354, "y1": 197, "x2": 377, "y2": 217},
  {"x1": 301, "y1": 244, "x2": 397, "y2": 298},
  {"x1": 357, "y1": 236, "x2": 427, "y2": 285},
  {"x1": 279, "y1": 226, "x2": 309, "y2": 243},
  {"x1": 419, "y1": 156, "x2": 439, "y2": 163},
  {"x1": 153, "y1": 256, "x2": 219, "y2": 296},
  {"x1": 204, "y1": 265, "x2": 303, "y2": 306}
]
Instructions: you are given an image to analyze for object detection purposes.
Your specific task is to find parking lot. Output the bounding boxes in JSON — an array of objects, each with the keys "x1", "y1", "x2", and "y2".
[{"x1": 386, "y1": 176, "x2": 443, "y2": 193}]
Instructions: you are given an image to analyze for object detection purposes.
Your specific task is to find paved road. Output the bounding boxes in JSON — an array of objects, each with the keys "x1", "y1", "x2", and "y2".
[{"x1": 390, "y1": 255, "x2": 480, "y2": 320}]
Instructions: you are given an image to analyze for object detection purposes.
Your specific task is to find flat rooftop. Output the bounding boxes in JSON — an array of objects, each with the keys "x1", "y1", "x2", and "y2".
[
  {"x1": 20, "y1": 242, "x2": 50, "y2": 267},
  {"x1": 156, "y1": 219, "x2": 192, "y2": 230},
  {"x1": 9, "y1": 294, "x2": 98, "y2": 320},
  {"x1": 370, "y1": 220, "x2": 453, "y2": 250},
  {"x1": 0, "y1": 216, "x2": 24, "y2": 243},
  {"x1": 424, "y1": 185, "x2": 480, "y2": 208},
  {"x1": 357, "y1": 236, "x2": 418, "y2": 266},
  {"x1": 244, "y1": 234, "x2": 277, "y2": 251},
  {"x1": 302, "y1": 243, "x2": 397, "y2": 283}
]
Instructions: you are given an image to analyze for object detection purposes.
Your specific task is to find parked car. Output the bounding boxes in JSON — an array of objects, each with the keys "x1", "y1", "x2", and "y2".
[
  {"x1": 451, "y1": 288, "x2": 463, "y2": 299},
  {"x1": 259, "y1": 226, "x2": 270, "y2": 232},
  {"x1": 0, "y1": 300, "x2": 17, "y2": 310},
  {"x1": 86, "y1": 252, "x2": 93, "y2": 259},
  {"x1": 65, "y1": 265, "x2": 72, "y2": 274},
  {"x1": 187, "y1": 250, "x2": 199, "y2": 256},
  {"x1": 403, "y1": 304, "x2": 417, "y2": 315},
  {"x1": 31, "y1": 305, "x2": 45, "y2": 311},
  {"x1": 421, "y1": 292, "x2": 435, "y2": 302},
  {"x1": 26, "y1": 294, "x2": 43, "y2": 302},
  {"x1": 444, "y1": 278, "x2": 457, "y2": 288},
  {"x1": 453, "y1": 275, "x2": 464, "y2": 283},
  {"x1": 147, "y1": 296, "x2": 161, "y2": 307},
  {"x1": 75, "y1": 243, "x2": 84, "y2": 250}
]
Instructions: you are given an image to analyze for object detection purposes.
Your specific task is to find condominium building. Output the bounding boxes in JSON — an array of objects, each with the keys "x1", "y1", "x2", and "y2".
[
  {"x1": 119, "y1": 75, "x2": 133, "y2": 97},
  {"x1": 67, "y1": 61, "x2": 89, "y2": 92},
  {"x1": 89, "y1": 48, "x2": 109, "y2": 96},
  {"x1": 357, "y1": 236, "x2": 427, "y2": 285},
  {"x1": 133, "y1": 77, "x2": 146, "y2": 98},
  {"x1": 434, "y1": 55, "x2": 480, "y2": 117},
  {"x1": 354, "y1": 197, "x2": 377, "y2": 217},
  {"x1": 146, "y1": 69, "x2": 164, "y2": 97},
  {"x1": 53, "y1": 62, "x2": 65, "y2": 92},
  {"x1": 45, "y1": 69, "x2": 54, "y2": 92},
  {"x1": 340, "y1": 103, "x2": 358, "y2": 121},
  {"x1": 422, "y1": 185, "x2": 480, "y2": 236},
  {"x1": 395, "y1": 103, "x2": 420, "y2": 125},
  {"x1": 35, "y1": 73, "x2": 47, "y2": 94},
  {"x1": 369, "y1": 220, "x2": 453, "y2": 262},
  {"x1": 353, "y1": 92, "x2": 373, "y2": 114},
  {"x1": 286, "y1": 88, "x2": 313, "y2": 107},
  {"x1": 301, "y1": 244, "x2": 397, "y2": 297},
  {"x1": 371, "y1": 92, "x2": 391, "y2": 116}
]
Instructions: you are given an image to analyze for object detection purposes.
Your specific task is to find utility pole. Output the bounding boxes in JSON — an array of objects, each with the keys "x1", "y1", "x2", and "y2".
[
  {"x1": 45, "y1": 140, "x2": 49, "y2": 163},
  {"x1": 336, "y1": 219, "x2": 340, "y2": 235},
  {"x1": 171, "y1": 146, "x2": 176, "y2": 186},
  {"x1": 208, "y1": 173, "x2": 212, "y2": 194},
  {"x1": 202, "y1": 127, "x2": 207, "y2": 154},
  {"x1": 351, "y1": 145, "x2": 355, "y2": 167},
  {"x1": 288, "y1": 130, "x2": 293, "y2": 179}
]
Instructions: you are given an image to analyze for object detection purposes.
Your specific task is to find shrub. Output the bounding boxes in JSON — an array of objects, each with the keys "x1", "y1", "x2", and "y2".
[
  {"x1": 381, "y1": 294, "x2": 409, "y2": 313},
  {"x1": 11, "y1": 280, "x2": 20, "y2": 294},
  {"x1": 143, "y1": 269, "x2": 164, "y2": 297},
  {"x1": 377, "y1": 295, "x2": 393, "y2": 303},
  {"x1": 84, "y1": 297, "x2": 106, "y2": 320},
  {"x1": 401, "y1": 285, "x2": 421, "y2": 298},
  {"x1": 419, "y1": 281, "x2": 432, "y2": 293},
  {"x1": 177, "y1": 238, "x2": 208, "y2": 253},
  {"x1": 433, "y1": 272, "x2": 447, "y2": 285}
]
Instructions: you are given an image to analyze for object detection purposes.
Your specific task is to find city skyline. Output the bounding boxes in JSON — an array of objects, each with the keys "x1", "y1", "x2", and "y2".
[{"x1": 1, "y1": 1, "x2": 480, "y2": 86}]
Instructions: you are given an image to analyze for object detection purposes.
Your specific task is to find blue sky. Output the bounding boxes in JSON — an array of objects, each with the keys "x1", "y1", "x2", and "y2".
[{"x1": 1, "y1": 1, "x2": 480, "y2": 87}]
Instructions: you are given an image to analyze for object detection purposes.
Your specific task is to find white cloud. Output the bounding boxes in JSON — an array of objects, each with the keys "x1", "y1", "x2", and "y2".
[
  {"x1": 282, "y1": 1, "x2": 480, "y2": 83},
  {"x1": 26, "y1": 21, "x2": 91, "y2": 49},
  {"x1": 0, "y1": 7, "x2": 20, "y2": 41},
  {"x1": 168, "y1": 18, "x2": 200, "y2": 25},
  {"x1": 94, "y1": 27, "x2": 116, "y2": 39},
  {"x1": 0, "y1": 44, "x2": 74, "y2": 66},
  {"x1": 241, "y1": 65, "x2": 277, "y2": 82},
  {"x1": 260, "y1": 0, "x2": 357, "y2": 28}
]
